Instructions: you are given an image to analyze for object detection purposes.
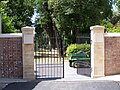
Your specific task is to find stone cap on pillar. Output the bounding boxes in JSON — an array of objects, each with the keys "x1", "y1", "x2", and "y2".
[
  {"x1": 90, "y1": 25, "x2": 105, "y2": 31},
  {"x1": 21, "y1": 26, "x2": 35, "y2": 34}
]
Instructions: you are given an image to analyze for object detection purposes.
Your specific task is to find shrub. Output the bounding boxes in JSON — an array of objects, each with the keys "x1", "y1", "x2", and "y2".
[
  {"x1": 66, "y1": 44, "x2": 78, "y2": 55},
  {"x1": 100, "y1": 19, "x2": 120, "y2": 33},
  {"x1": 100, "y1": 19, "x2": 113, "y2": 29},
  {"x1": 66, "y1": 43, "x2": 90, "y2": 57},
  {"x1": 100, "y1": 19, "x2": 113, "y2": 32},
  {"x1": 108, "y1": 24, "x2": 120, "y2": 32}
]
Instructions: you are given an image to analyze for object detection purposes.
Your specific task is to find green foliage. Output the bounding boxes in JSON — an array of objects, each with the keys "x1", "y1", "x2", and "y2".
[
  {"x1": 100, "y1": 19, "x2": 113, "y2": 32},
  {"x1": 115, "y1": 0, "x2": 120, "y2": 11},
  {"x1": 66, "y1": 44, "x2": 78, "y2": 55},
  {"x1": 5, "y1": 0, "x2": 35, "y2": 31},
  {"x1": 108, "y1": 24, "x2": 120, "y2": 32},
  {"x1": 48, "y1": 0, "x2": 112, "y2": 32},
  {"x1": 35, "y1": 0, "x2": 50, "y2": 28},
  {"x1": 2, "y1": 14, "x2": 16, "y2": 33},
  {"x1": 101, "y1": 19, "x2": 113, "y2": 28},
  {"x1": 66, "y1": 43, "x2": 90, "y2": 57},
  {"x1": 0, "y1": 1, "x2": 8, "y2": 13},
  {"x1": 100, "y1": 19, "x2": 120, "y2": 33},
  {"x1": 100, "y1": 18, "x2": 120, "y2": 33},
  {"x1": 35, "y1": 0, "x2": 113, "y2": 47},
  {"x1": 0, "y1": 0, "x2": 16, "y2": 33}
]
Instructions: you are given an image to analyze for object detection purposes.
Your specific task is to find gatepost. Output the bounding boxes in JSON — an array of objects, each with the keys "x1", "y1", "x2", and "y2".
[
  {"x1": 90, "y1": 25, "x2": 105, "y2": 78},
  {"x1": 22, "y1": 26, "x2": 35, "y2": 80}
]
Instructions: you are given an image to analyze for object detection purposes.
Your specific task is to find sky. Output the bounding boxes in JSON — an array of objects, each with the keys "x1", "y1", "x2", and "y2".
[{"x1": 31, "y1": 9, "x2": 38, "y2": 24}]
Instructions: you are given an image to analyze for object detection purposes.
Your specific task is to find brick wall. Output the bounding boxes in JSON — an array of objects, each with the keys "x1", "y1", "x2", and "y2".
[
  {"x1": 105, "y1": 37, "x2": 120, "y2": 75},
  {"x1": 0, "y1": 37, "x2": 23, "y2": 78}
]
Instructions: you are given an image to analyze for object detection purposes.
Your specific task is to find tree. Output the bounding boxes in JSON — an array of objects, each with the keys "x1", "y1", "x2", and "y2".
[
  {"x1": 110, "y1": 0, "x2": 120, "y2": 25},
  {"x1": 36, "y1": 0, "x2": 113, "y2": 45},
  {"x1": 35, "y1": 0, "x2": 59, "y2": 49},
  {"x1": 5, "y1": 0, "x2": 35, "y2": 32},
  {"x1": 114, "y1": 0, "x2": 120, "y2": 11},
  {"x1": 48, "y1": 0, "x2": 112, "y2": 44},
  {"x1": 0, "y1": 0, "x2": 16, "y2": 33}
]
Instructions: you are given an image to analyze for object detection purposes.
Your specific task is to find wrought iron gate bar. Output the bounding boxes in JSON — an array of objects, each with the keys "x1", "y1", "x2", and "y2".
[{"x1": 34, "y1": 36, "x2": 64, "y2": 79}]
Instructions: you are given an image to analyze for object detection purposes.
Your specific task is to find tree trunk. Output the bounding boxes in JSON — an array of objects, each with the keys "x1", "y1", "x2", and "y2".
[{"x1": 45, "y1": 17, "x2": 57, "y2": 49}]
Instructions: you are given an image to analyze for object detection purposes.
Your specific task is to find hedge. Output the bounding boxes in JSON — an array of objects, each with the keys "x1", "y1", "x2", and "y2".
[{"x1": 66, "y1": 43, "x2": 90, "y2": 57}]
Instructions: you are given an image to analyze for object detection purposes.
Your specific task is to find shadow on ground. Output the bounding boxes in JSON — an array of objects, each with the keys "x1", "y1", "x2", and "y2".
[
  {"x1": 77, "y1": 68, "x2": 91, "y2": 77},
  {"x1": 2, "y1": 79, "x2": 57, "y2": 90}
]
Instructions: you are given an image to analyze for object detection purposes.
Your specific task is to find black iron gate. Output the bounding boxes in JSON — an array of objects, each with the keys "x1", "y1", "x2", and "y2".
[
  {"x1": 34, "y1": 35, "x2": 64, "y2": 79},
  {"x1": 76, "y1": 34, "x2": 91, "y2": 76}
]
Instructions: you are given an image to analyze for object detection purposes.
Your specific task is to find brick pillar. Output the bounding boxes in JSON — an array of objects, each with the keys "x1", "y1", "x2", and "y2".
[
  {"x1": 22, "y1": 26, "x2": 35, "y2": 80},
  {"x1": 90, "y1": 25, "x2": 105, "y2": 78}
]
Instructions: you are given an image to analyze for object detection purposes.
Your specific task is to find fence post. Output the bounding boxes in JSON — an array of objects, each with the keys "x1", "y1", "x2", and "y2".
[
  {"x1": 90, "y1": 25, "x2": 105, "y2": 78},
  {"x1": 22, "y1": 26, "x2": 35, "y2": 80}
]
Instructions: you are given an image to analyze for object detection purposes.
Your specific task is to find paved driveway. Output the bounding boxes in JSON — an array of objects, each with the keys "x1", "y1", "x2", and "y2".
[
  {"x1": 1, "y1": 61, "x2": 120, "y2": 90},
  {"x1": 34, "y1": 80, "x2": 120, "y2": 90},
  {"x1": 59, "y1": 60, "x2": 91, "y2": 81},
  {"x1": 3, "y1": 80, "x2": 120, "y2": 90}
]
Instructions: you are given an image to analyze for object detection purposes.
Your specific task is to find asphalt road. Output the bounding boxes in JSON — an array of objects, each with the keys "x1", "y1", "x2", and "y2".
[{"x1": 2, "y1": 80, "x2": 120, "y2": 90}]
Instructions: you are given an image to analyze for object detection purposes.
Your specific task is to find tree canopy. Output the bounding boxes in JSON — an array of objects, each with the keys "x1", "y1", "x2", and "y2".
[
  {"x1": 5, "y1": 0, "x2": 35, "y2": 32},
  {"x1": 1, "y1": 0, "x2": 114, "y2": 42},
  {"x1": 48, "y1": 0, "x2": 112, "y2": 32},
  {"x1": 0, "y1": 0, "x2": 16, "y2": 33},
  {"x1": 35, "y1": 0, "x2": 113, "y2": 45},
  {"x1": 0, "y1": 0, "x2": 35, "y2": 33}
]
